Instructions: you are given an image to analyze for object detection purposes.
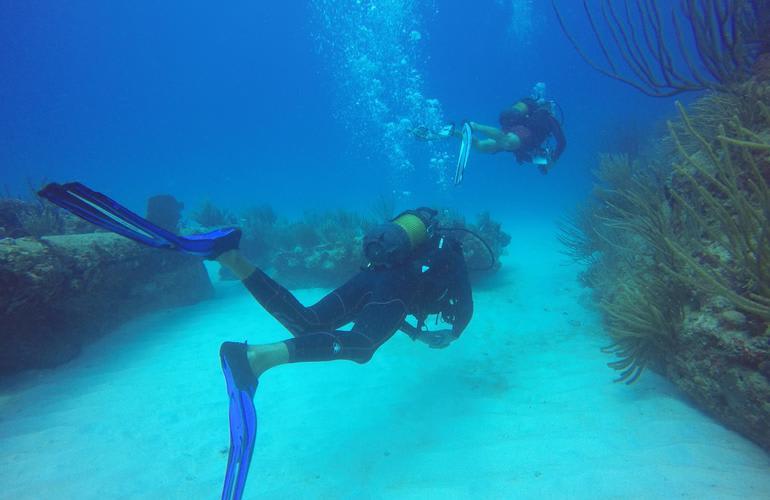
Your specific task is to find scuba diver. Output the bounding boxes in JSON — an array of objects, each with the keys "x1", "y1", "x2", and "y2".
[
  {"x1": 414, "y1": 82, "x2": 567, "y2": 175},
  {"x1": 38, "y1": 182, "x2": 475, "y2": 500}
]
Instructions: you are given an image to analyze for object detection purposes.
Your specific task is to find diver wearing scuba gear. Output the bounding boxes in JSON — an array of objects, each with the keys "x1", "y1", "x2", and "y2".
[
  {"x1": 38, "y1": 182, "x2": 475, "y2": 499},
  {"x1": 238, "y1": 234, "x2": 471, "y2": 363},
  {"x1": 498, "y1": 95, "x2": 566, "y2": 170},
  {"x1": 217, "y1": 207, "x2": 473, "y2": 369},
  {"x1": 214, "y1": 206, "x2": 473, "y2": 497},
  {"x1": 412, "y1": 82, "x2": 566, "y2": 175}
]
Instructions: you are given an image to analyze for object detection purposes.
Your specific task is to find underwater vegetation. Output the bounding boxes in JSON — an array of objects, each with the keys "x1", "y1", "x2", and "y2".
[
  {"x1": 0, "y1": 190, "x2": 213, "y2": 374},
  {"x1": 234, "y1": 206, "x2": 511, "y2": 288},
  {"x1": 192, "y1": 199, "x2": 237, "y2": 228},
  {"x1": 554, "y1": 0, "x2": 770, "y2": 452},
  {"x1": 552, "y1": 0, "x2": 770, "y2": 96},
  {"x1": 1, "y1": 189, "x2": 510, "y2": 374},
  {"x1": 0, "y1": 191, "x2": 95, "y2": 239},
  {"x1": 438, "y1": 210, "x2": 512, "y2": 275},
  {"x1": 559, "y1": 78, "x2": 770, "y2": 450},
  {"x1": 2, "y1": 186, "x2": 512, "y2": 291},
  {"x1": 0, "y1": 198, "x2": 65, "y2": 238},
  {"x1": 266, "y1": 209, "x2": 370, "y2": 288},
  {"x1": 1, "y1": 186, "x2": 186, "y2": 240}
]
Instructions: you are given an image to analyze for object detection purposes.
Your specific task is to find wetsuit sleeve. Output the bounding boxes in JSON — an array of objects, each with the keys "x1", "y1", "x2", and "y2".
[
  {"x1": 448, "y1": 250, "x2": 473, "y2": 339},
  {"x1": 549, "y1": 115, "x2": 567, "y2": 161}
]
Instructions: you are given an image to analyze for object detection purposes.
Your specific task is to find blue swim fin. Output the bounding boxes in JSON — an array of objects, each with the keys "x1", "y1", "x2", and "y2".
[
  {"x1": 220, "y1": 342, "x2": 258, "y2": 500},
  {"x1": 38, "y1": 182, "x2": 240, "y2": 259}
]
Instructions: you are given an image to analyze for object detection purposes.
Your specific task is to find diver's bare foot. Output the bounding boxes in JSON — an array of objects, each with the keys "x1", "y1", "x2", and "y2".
[{"x1": 245, "y1": 343, "x2": 290, "y2": 378}]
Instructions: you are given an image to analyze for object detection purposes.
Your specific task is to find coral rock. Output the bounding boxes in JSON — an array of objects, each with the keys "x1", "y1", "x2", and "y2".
[{"x1": 0, "y1": 233, "x2": 213, "y2": 375}]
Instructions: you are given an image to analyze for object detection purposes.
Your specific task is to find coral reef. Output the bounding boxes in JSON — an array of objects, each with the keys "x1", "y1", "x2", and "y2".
[
  {"x1": 438, "y1": 211, "x2": 511, "y2": 275},
  {"x1": 0, "y1": 198, "x2": 53, "y2": 238},
  {"x1": 0, "y1": 233, "x2": 212, "y2": 375},
  {"x1": 667, "y1": 297, "x2": 770, "y2": 451},
  {"x1": 237, "y1": 204, "x2": 278, "y2": 269},
  {"x1": 561, "y1": 79, "x2": 770, "y2": 450},
  {"x1": 665, "y1": 102, "x2": 770, "y2": 320},
  {"x1": 1, "y1": 185, "x2": 511, "y2": 374},
  {"x1": 0, "y1": 198, "x2": 94, "y2": 239},
  {"x1": 1, "y1": 190, "x2": 211, "y2": 375},
  {"x1": 192, "y1": 200, "x2": 236, "y2": 228},
  {"x1": 233, "y1": 207, "x2": 511, "y2": 288},
  {"x1": 246, "y1": 209, "x2": 367, "y2": 288}
]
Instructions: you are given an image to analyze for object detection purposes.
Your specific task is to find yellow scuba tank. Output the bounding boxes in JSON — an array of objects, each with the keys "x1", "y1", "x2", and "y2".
[{"x1": 363, "y1": 207, "x2": 438, "y2": 268}]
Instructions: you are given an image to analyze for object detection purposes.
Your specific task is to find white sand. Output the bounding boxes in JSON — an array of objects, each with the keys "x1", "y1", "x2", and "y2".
[{"x1": 2, "y1": 222, "x2": 769, "y2": 499}]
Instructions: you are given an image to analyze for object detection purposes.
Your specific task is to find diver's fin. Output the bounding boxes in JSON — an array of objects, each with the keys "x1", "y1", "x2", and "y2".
[
  {"x1": 220, "y1": 342, "x2": 258, "y2": 394},
  {"x1": 38, "y1": 182, "x2": 241, "y2": 259},
  {"x1": 454, "y1": 122, "x2": 472, "y2": 185},
  {"x1": 233, "y1": 388, "x2": 257, "y2": 498},
  {"x1": 220, "y1": 342, "x2": 258, "y2": 500}
]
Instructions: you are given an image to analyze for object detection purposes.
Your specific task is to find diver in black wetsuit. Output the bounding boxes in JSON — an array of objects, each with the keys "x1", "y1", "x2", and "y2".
[
  {"x1": 217, "y1": 208, "x2": 473, "y2": 381},
  {"x1": 35, "y1": 184, "x2": 474, "y2": 497}
]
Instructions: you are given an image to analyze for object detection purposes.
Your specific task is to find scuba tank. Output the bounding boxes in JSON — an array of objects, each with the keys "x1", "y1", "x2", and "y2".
[{"x1": 363, "y1": 207, "x2": 438, "y2": 268}]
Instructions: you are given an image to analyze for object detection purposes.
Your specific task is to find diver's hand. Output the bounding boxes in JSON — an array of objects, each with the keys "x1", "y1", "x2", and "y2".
[
  {"x1": 412, "y1": 126, "x2": 431, "y2": 141},
  {"x1": 417, "y1": 329, "x2": 455, "y2": 349}
]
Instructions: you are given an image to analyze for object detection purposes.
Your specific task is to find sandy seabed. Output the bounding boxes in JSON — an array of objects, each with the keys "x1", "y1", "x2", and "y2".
[{"x1": 1, "y1": 223, "x2": 769, "y2": 500}]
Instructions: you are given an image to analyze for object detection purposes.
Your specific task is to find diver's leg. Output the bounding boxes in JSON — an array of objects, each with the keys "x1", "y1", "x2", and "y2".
[
  {"x1": 453, "y1": 122, "x2": 518, "y2": 153},
  {"x1": 218, "y1": 249, "x2": 376, "y2": 336},
  {"x1": 283, "y1": 268, "x2": 411, "y2": 365},
  {"x1": 468, "y1": 121, "x2": 507, "y2": 140},
  {"x1": 469, "y1": 122, "x2": 522, "y2": 153},
  {"x1": 473, "y1": 138, "x2": 503, "y2": 153},
  {"x1": 218, "y1": 249, "x2": 256, "y2": 280},
  {"x1": 231, "y1": 269, "x2": 410, "y2": 380},
  {"x1": 217, "y1": 250, "x2": 329, "y2": 336},
  {"x1": 244, "y1": 342, "x2": 290, "y2": 378},
  {"x1": 229, "y1": 298, "x2": 406, "y2": 382},
  {"x1": 305, "y1": 271, "x2": 375, "y2": 330}
]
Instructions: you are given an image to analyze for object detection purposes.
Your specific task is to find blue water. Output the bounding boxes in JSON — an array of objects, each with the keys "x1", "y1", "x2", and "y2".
[
  {"x1": 4, "y1": 3, "x2": 770, "y2": 498},
  {"x1": 1, "y1": 1, "x2": 675, "y2": 219}
]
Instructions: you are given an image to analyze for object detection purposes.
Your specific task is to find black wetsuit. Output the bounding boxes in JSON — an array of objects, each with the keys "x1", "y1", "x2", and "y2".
[{"x1": 241, "y1": 235, "x2": 473, "y2": 363}]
